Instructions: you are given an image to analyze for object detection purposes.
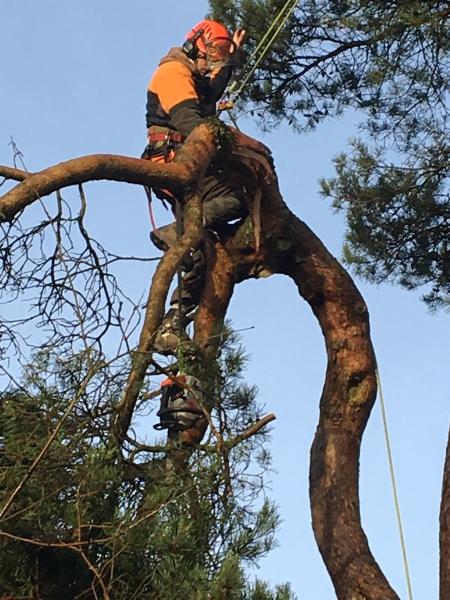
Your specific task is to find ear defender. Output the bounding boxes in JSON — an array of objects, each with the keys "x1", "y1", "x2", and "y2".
[{"x1": 182, "y1": 29, "x2": 205, "y2": 60}]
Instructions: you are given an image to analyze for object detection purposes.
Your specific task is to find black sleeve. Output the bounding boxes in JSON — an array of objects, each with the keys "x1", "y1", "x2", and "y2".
[
  {"x1": 209, "y1": 65, "x2": 234, "y2": 101},
  {"x1": 169, "y1": 99, "x2": 204, "y2": 137}
]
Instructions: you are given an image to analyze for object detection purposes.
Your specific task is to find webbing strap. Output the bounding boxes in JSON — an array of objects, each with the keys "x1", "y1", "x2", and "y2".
[{"x1": 144, "y1": 186, "x2": 157, "y2": 230}]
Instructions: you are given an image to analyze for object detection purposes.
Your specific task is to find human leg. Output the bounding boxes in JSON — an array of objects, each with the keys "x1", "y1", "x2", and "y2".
[{"x1": 152, "y1": 172, "x2": 247, "y2": 354}]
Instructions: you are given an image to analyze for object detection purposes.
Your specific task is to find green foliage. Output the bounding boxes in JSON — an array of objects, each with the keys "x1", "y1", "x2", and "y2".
[
  {"x1": 0, "y1": 339, "x2": 295, "y2": 599},
  {"x1": 209, "y1": 0, "x2": 450, "y2": 307},
  {"x1": 322, "y1": 140, "x2": 450, "y2": 308},
  {"x1": 210, "y1": 0, "x2": 450, "y2": 135}
]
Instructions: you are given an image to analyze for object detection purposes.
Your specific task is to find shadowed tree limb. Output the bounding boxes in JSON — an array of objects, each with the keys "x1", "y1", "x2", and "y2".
[
  {"x1": 179, "y1": 239, "x2": 238, "y2": 447},
  {"x1": 112, "y1": 193, "x2": 204, "y2": 443}
]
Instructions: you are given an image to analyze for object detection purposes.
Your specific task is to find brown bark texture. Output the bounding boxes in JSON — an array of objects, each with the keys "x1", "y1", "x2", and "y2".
[
  {"x1": 0, "y1": 123, "x2": 400, "y2": 599},
  {"x1": 441, "y1": 426, "x2": 450, "y2": 600}
]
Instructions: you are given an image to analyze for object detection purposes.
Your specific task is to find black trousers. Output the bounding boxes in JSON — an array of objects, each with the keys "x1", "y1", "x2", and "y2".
[{"x1": 167, "y1": 170, "x2": 248, "y2": 312}]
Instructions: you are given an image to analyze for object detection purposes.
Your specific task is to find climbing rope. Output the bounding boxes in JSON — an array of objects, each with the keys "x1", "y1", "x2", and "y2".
[
  {"x1": 174, "y1": 197, "x2": 187, "y2": 372},
  {"x1": 376, "y1": 366, "x2": 414, "y2": 600},
  {"x1": 219, "y1": 0, "x2": 299, "y2": 112}
]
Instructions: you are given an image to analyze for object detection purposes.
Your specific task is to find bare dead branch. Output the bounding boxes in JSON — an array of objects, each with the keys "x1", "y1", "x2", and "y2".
[
  {"x1": 226, "y1": 413, "x2": 276, "y2": 447},
  {"x1": 112, "y1": 193, "x2": 204, "y2": 442}
]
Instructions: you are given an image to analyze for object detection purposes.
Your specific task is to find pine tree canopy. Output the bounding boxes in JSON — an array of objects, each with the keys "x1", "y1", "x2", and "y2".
[
  {"x1": 208, "y1": 0, "x2": 450, "y2": 307},
  {"x1": 0, "y1": 341, "x2": 295, "y2": 599}
]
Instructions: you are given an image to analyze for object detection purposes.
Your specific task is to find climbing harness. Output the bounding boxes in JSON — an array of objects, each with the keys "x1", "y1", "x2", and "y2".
[
  {"x1": 141, "y1": 126, "x2": 185, "y2": 232},
  {"x1": 154, "y1": 374, "x2": 204, "y2": 432},
  {"x1": 218, "y1": 0, "x2": 299, "y2": 117}
]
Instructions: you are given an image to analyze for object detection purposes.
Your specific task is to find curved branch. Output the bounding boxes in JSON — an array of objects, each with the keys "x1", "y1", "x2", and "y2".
[
  {"x1": 216, "y1": 146, "x2": 399, "y2": 598},
  {"x1": 113, "y1": 194, "x2": 204, "y2": 442}
]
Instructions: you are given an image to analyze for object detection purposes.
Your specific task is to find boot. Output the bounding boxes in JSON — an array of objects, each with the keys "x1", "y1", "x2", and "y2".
[
  {"x1": 150, "y1": 222, "x2": 177, "y2": 252},
  {"x1": 153, "y1": 307, "x2": 191, "y2": 356},
  {"x1": 150, "y1": 222, "x2": 194, "y2": 271}
]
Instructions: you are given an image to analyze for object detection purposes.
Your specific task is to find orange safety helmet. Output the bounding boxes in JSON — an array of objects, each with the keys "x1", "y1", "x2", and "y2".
[{"x1": 184, "y1": 19, "x2": 235, "y2": 60}]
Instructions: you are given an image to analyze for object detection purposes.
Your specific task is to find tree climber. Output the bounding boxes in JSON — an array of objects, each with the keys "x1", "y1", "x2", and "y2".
[{"x1": 144, "y1": 19, "x2": 247, "y2": 355}]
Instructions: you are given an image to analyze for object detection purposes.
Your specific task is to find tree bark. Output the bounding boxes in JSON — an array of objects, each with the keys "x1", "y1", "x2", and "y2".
[
  {"x1": 0, "y1": 122, "x2": 219, "y2": 223},
  {"x1": 441, "y1": 426, "x2": 450, "y2": 600},
  {"x1": 179, "y1": 238, "x2": 237, "y2": 447}
]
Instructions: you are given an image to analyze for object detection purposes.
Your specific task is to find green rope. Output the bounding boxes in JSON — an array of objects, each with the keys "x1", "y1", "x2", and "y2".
[
  {"x1": 229, "y1": 0, "x2": 298, "y2": 102},
  {"x1": 376, "y1": 367, "x2": 414, "y2": 600},
  {"x1": 175, "y1": 198, "x2": 186, "y2": 373},
  {"x1": 223, "y1": 0, "x2": 298, "y2": 110}
]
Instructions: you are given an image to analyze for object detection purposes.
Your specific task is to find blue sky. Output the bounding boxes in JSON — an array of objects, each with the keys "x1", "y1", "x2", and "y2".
[{"x1": 1, "y1": 2, "x2": 449, "y2": 598}]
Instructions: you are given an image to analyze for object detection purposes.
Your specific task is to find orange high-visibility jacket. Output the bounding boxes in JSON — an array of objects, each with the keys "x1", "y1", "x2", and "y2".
[{"x1": 146, "y1": 47, "x2": 233, "y2": 137}]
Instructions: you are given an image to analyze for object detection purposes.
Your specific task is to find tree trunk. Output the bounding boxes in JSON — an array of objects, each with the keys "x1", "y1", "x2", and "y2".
[{"x1": 194, "y1": 143, "x2": 400, "y2": 599}]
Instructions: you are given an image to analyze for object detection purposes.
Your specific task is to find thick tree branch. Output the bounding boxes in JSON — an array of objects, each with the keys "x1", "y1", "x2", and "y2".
[
  {"x1": 180, "y1": 238, "x2": 238, "y2": 447},
  {"x1": 0, "y1": 122, "x2": 219, "y2": 222},
  {"x1": 214, "y1": 143, "x2": 398, "y2": 599}
]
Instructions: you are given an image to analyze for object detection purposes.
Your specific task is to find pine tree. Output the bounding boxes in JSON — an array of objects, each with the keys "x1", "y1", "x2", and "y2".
[
  {"x1": 0, "y1": 337, "x2": 295, "y2": 599},
  {"x1": 208, "y1": 0, "x2": 450, "y2": 307}
]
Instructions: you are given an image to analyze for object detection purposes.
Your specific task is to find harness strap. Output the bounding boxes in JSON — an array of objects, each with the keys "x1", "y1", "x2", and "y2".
[
  {"x1": 147, "y1": 131, "x2": 185, "y2": 145},
  {"x1": 144, "y1": 186, "x2": 157, "y2": 230}
]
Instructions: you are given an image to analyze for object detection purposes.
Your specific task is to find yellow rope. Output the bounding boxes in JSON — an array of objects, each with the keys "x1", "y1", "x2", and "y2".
[{"x1": 376, "y1": 366, "x2": 414, "y2": 600}]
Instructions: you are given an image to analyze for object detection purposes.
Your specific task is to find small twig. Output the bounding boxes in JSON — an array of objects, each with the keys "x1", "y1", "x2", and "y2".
[
  {"x1": 141, "y1": 388, "x2": 162, "y2": 401},
  {"x1": 76, "y1": 547, "x2": 110, "y2": 600}
]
